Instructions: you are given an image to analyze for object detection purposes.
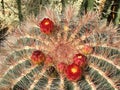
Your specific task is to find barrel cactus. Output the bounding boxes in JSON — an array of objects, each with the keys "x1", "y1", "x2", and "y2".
[{"x1": 0, "y1": 6, "x2": 120, "y2": 90}]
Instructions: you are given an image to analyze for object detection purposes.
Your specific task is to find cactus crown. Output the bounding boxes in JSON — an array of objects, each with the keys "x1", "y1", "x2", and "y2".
[{"x1": 0, "y1": 6, "x2": 120, "y2": 90}]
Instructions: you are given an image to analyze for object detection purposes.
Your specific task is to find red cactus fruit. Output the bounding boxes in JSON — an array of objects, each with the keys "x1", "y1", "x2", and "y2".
[
  {"x1": 81, "y1": 45, "x2": 93, "y2": 55},
  {"x1": 57, "y1": 62, "x2": 67, "y2": 73},
  {"x1": 31, "y1": 50, "x2": 45, "y2": 64},
  {"x1": 73, "y1": 53, "x2": 87, "y2": 68},
  {"x1": 39, "y1": 18, "x2": 54, "y2": 34},
  {"x1": 65, "y1": 63, "x2": 82, "y2": 81}
]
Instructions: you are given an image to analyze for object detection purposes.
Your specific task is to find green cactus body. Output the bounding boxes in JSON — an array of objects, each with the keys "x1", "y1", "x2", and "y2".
[{"x1": 0, "y1": 5, "x2": 120, "y2": 90}]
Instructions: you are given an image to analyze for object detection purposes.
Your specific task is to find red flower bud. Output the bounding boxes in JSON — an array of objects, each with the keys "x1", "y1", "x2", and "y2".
[
  {"x1": 39, "y1": 18, "x2": 54, "y2": 34},
  {"x1": 31, "y1": 50, "x2": 45, "y2": 64},
  {"x1": 73, "y1": 53, "x2": 87, "y2": 68},
  {"x1": 44, "y1": 55, "x2": 53, "y2": 66},
  {"x1": 81, "y1": 45, "x2": 93, "y2": 55},
  {"x1": 65, "y1": 63, "x2": 82, "y2": 81},
  {"x1": 57, "y1": 62, "x2": 67, "y2": 73}
]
